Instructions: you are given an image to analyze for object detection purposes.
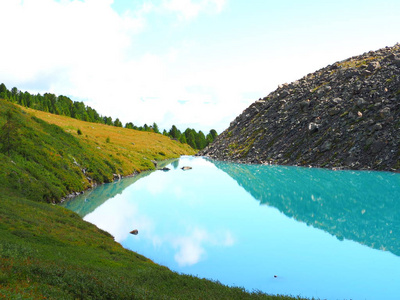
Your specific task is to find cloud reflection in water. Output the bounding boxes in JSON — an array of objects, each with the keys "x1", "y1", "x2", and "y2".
[{"x1": 83, "y1": 158, "x2": 236, "y2": 267}]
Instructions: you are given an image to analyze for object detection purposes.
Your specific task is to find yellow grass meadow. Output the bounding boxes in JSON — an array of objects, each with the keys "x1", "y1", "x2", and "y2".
[{"x1": 21, "y1": 106, "x2": 196, "y2": 175}]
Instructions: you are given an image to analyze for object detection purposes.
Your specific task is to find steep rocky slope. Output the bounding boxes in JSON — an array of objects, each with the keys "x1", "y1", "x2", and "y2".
[{"x1": 199, "y1": 44, "x2": 400, "y2": 171}]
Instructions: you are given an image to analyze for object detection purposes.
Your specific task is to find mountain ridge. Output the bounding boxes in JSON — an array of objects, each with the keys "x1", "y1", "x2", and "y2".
[{"x1": 199, "y1": 43, "x2": 400, "y2": 172}]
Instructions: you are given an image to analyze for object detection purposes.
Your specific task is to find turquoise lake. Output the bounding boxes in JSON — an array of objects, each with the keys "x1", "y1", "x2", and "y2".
[{"x1": 61, "y1": 156, "x2": 400, "y2": 300}]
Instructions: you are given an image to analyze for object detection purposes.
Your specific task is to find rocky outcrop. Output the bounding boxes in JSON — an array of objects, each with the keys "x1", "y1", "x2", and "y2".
[{"x1": 199, "y1": 44, "x2": 400, "y2": 172}]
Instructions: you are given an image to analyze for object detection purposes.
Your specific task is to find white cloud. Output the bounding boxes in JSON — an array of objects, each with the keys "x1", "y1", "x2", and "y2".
[
  {"x1": 84, "y1": 195, "x2": 154, "y2": 242},
  {"x1": 0, "y1": 0, "x2": 232, "y2": 131},
  {"x1": 162, "y1": 0, "x2": 226, "y2": 21},
  {"x1": 172, "y1": 227, "x2": 235, "y2": 266},
  {"x1": 3, "y1": 0, "x2": 396, "y2": 133},
  {"x1": 0, "y1": 0, "x2": 139, "y2": 90},
  {"x1": 173, "y1": 228, "x2": 207, "y2": 266},
  {"x1": 85, "y1": 194, "x2": 235, "y2": 267}
]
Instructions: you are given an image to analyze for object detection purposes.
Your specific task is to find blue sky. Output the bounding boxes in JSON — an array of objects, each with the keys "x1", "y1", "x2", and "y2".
[{"x1": 1, "y1": 0, "x2": 399, "y2": 132}]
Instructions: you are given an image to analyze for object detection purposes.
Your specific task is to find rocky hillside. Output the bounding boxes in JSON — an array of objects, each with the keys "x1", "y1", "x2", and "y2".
[{"x1": 199, "y1": 44, "x2": 400, "y2": 171}]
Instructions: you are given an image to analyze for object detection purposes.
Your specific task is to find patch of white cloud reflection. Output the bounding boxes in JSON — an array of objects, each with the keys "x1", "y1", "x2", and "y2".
[
  {"x1": 84, "y1": 194, "x2": 154, "y2": 243},
  {"x1": 172, "y1": 227, "x2": 235, "y2": 266}
]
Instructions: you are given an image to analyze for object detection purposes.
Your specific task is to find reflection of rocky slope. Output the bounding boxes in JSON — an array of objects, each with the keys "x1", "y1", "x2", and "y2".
[
  {"x1": 211, "y1": 159, "x2": 400, "y2": 256},
  {"x1": 199, "y1": 44, "x2": 400, "y2": 171}
]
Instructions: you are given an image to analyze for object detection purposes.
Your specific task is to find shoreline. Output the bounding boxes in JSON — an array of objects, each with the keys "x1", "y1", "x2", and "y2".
[
  {"x1": 199, "y1": 154, "x2": 400, "y2": 173},
  {"x1": 59, "y1": 157, "x2": 182, "y2": 203}
]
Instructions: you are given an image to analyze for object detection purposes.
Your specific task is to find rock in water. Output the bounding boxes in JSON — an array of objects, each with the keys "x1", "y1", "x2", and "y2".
[{"x1": 198, "y1": 44, "x2": 400, "y2": 172}]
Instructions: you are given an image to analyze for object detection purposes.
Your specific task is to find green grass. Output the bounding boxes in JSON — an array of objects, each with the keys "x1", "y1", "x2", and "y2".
[
  {"x1": 0, "y1": 100, "x2": 310, "y2": 299},
  {"x1": 336, "y1": 56, "x2": 378, "y2": 69}
]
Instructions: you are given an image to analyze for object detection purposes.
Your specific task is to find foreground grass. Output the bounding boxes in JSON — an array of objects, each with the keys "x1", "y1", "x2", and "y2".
[{"x1": 0, "y1": 190, "x2": 308, "y2": 299}]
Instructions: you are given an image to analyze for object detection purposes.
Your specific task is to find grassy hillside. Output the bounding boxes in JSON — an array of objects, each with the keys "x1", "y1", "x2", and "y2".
[
  {"x1": 21, "y1": 105, "x2": 196, "y2": 174},
  {"x1": 0, "y1": 100, "x2": 308, "y2": 299},
  {"x1": 0, "y1": 100, "x2": 194, "y2": 203}
]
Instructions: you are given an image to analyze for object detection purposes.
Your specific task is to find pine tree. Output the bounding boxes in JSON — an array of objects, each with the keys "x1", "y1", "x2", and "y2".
[
  {"x1": 0, "y1": 83, "x2": 7, "y2": 99},
  {"x1": 179, "y1": 134, "x2": 187, "y2": 144},
  {"x1": 206, "y1": 129, "x2": 218, "y2": 145},
  {"x1": 114, "y1": 118, "x2": 123, "y2": 127},
  {"x1": 152, "y1": 122, "x2": 160, "y2": 134},
  {"x1": 195, "y1": 130, "x2": 206, "y2": 149},
  {"x1": 186, "y1": 131, "x2": 196, "y2": 149},
  {"x1": 169, "y1": 125, "x2": 180, "y2": 139}
]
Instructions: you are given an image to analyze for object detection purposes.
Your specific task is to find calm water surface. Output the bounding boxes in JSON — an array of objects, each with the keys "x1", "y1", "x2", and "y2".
[{"x1": 61, "y1": 156, "x2": 400, "y2": 300}]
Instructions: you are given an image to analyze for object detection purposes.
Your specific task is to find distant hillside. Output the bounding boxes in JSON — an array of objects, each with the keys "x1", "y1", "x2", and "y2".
[
  {"x1": 199, "y1": 44, "x2": 400, "y2": 171},
  {"x1": 0, "y1": 100, "x2": 194, "y2": 202}
]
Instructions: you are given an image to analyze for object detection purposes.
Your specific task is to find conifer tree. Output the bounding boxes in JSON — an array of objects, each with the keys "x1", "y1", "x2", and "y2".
[
  {"x1": 179, "y1": 134, "x2": 187, "y2": 144},
  {"x1": 114, "y1": 118, "x2": 123, "y2": 127},
  {"x1": 152, "y1": 122, "x2": 160, "y2": 134},
  {"x1": 0, "y1": 83, "x2": 7, "y2": 97},
  {"x1": 169, "y1": 125, "x2": 180, "y2": 139},
  {"x1": 195, "y1": 130, "x2": 206, "y2": 149}
]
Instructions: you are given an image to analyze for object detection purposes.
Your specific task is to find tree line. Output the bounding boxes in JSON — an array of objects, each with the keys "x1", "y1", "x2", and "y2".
[{"x1": 0, "y1": 83, "x2": 217, "y2": 150}]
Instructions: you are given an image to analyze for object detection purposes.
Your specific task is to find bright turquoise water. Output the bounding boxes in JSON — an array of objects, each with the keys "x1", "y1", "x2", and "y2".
[{"x1": 61, "y1": 156, "x2": 400, "y2": 300}]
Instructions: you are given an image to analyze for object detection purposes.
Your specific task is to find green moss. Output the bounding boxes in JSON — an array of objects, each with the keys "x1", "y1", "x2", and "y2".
[
  {"x1": 337, "y1": 56, "x2": 378, "y2": 69},
  {"x1": 237, "y1": 129, "x2": 265, "y2": 158},
  {"x1": 266, "y1": 137, "x2": 277, "y2": 148},
  {"x1": 311, "y1": 82, "x2": 328, "y2": 93},
  {"x1": 229, "y1": 142, "x2": 239, "y2": 150},
  {"x1": 386, "y1": 75, "x2": 396, "y2": 83}
]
